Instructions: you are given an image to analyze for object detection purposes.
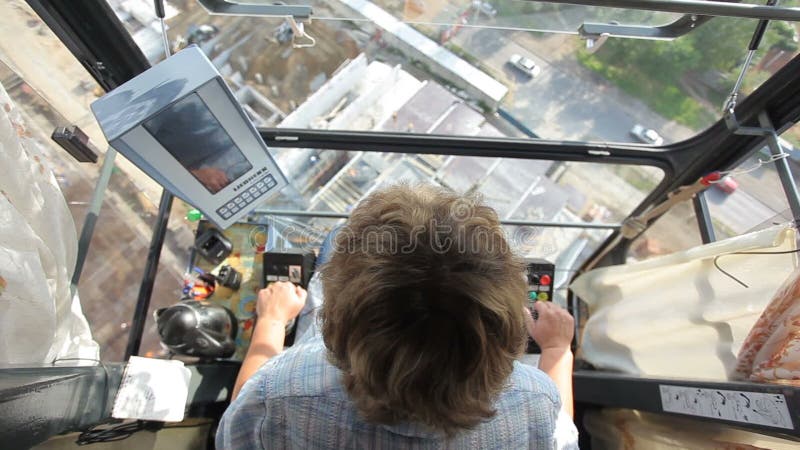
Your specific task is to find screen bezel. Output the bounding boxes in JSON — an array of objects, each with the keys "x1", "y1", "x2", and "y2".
[
  {"x1": 142, "y1": 92, "x2": 253, "y2": 194},
  {"x1": 119, "y1": 77, "x2": 286, "y2": 228}
]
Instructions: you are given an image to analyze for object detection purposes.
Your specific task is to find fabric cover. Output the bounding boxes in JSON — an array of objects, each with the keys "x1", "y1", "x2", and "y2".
[
  {"x1": 571, "y1": 225, "x2": 797, "y2": 380},
  {"x1": 735, "y1": 266, "x2": 800, "y2": 385},
  {"x1": 0, "y1": 82, "x2": 98, "y2": 364}
]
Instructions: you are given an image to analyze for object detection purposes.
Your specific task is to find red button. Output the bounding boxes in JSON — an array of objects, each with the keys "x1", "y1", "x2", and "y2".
[{"x1": 540, "y1": 274, "x2": 552, "y2": 286}]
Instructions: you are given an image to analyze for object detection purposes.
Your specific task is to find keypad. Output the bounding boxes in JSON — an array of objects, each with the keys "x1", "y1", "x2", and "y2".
[{"x1": 216, "y1": 174, "x2": 278, "y2": 220}]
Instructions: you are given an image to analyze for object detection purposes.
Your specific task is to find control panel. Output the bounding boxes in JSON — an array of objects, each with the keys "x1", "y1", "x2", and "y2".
[
  {"x1": 216, "y1": 174, "x2": 278, "y2": 220},
  {"x1": 524, "y1": 258, "x2": 555, "y2": 354},
  {"x1": 261, "y1": 249, "x2": 316, "y2": 346}
]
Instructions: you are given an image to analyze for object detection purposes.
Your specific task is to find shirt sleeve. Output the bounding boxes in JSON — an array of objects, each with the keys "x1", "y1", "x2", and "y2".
[
  {"x1": 216, "y1": 369, "x2": 267, "y2": 450},
  {"x1": 293, "y1": 272, "x2": 324, "y2": 345},
  {"x1": 554, "y1": 407, "x2": 579, "y2": 450}
]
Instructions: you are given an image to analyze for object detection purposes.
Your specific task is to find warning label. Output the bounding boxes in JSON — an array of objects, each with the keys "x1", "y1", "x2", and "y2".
[{"x1": 659, "y1": 385, "x2": 793, "y2": 430}]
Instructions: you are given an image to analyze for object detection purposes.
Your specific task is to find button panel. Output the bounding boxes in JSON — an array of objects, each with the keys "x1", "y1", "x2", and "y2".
[
  {"x1": 524, "y1": 258, "x2": 556, "y2": 354},
  {"x1": 216, "y1": 174, "x2": 278, "y2": 220}
]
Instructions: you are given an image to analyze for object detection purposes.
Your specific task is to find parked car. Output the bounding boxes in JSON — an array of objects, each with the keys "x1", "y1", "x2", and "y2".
[
  {"x1": 630, "y1": 124, "x2": 664, "y2": 146},
  {"x1": 186, "y1": 24, "x2": 219, "y2": 45},
  {"x1": 714, "y1": 175, "x2": 739, "y2": 194},
  {"x1": 274, "y1": 20, "x2": 293, "y2": 44},
  {"x1": 508, "y1": 54, "x2": 541, "y2": 78},
  {"x1": 472, "y1": 1, "x2": 497, "y2": 17}
]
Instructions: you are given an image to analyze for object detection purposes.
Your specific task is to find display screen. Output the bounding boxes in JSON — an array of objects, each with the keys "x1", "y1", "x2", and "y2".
[{"x1": 143, "y1": 92, "x2": 252, "y2": 194}]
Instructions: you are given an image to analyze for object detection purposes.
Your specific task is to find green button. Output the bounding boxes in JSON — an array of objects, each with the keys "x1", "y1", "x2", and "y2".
[
  {"x1": 187, "y1": 209, "x2": 202, "y2": 221},
  {"x1": 528, "y1": 291, "x2": 537, "y2": 299},
  {"x1": 537, "y1": 292, "x2": 549, "y2": 301}
]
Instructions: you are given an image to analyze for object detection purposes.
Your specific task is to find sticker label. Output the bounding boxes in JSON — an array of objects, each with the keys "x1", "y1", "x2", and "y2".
[
  {"x1": 289, "y1": 265, "x2": 302, "y2": 283},
  {"x1": 659, "y1": 385, "x2": 793, "y2": 429}
]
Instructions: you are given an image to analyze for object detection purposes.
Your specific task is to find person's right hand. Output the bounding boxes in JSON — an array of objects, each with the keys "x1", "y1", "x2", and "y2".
[
  {"x1": 525, "y1": 301, "x2": 574, "y2": 352},
  {"x1": 256, "y1": 281, "x2": 307, "y2": 325}
]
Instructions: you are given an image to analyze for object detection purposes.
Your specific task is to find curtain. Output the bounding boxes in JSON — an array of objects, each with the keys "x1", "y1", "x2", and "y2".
[
  {"x1": 0, "y1": 81, "x2": 98, "y2": 364},
  {"x1": 571, "y1": 225, "x2": 797, "y2": 380}
]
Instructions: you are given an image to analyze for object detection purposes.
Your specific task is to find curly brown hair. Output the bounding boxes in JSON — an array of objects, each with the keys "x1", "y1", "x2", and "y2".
[{"x1": 320, "y1": 183, "x2": 527, "y2": 435}]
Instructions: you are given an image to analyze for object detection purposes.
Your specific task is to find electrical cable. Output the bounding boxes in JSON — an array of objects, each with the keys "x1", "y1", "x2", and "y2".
[
  {"x1": 52, "y1": 357, "x2": 138, "y2": 446},
  {"x1": 76, "y1": 421, "x2": 146, "y2": 445},
  {"x1": 708, "y1": 151, "x2": 792, "y2": 181},
  {"x1": 76, "y1": 420, "x2": 214, "y2": 445},
  {"x1": 713, "y1": 247, "x2": 800, "y2": 288}
]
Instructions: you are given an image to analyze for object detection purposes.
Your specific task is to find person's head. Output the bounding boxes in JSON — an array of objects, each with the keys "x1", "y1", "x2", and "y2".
[{"x1": 320, "y1": 183, "x2": 527, "y2": 434}]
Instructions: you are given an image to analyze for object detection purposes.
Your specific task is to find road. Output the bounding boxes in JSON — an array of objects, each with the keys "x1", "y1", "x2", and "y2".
[
  {"x1": 453, "y1": 27, "x2": 695, "y2": 143},
  {"x1": 705, "y1": 187, "x2": 784, "y2": 235}
]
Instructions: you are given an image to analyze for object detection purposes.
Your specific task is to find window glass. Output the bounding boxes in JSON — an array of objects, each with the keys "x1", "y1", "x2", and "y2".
[
  {"x1": 5, "y1": 0, "x2": 796, "y2": 361},
  {"x1": 109, "y1": 0, "x2": 799, "y2": 144},
  {"x1": 705, "y1": 127, "x2": 798, "y2": 240},
  {"x1": 0, "y1": 1, "x2": 194, "y2": 361},
  {"x1": 627, "y1": 199, "x2": 704, "y2": 261},
  {"x1": 628, "y1": 121, "x2": 799, "y2": 260}
]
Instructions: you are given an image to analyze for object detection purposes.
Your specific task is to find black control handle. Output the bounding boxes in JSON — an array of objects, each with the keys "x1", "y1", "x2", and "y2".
[
  {"x1": 153, "y1": 0, "x2": 166, "y2": 19},
  {"x1": 749, "y1": 0, "x2": 779, "y2": 51}
]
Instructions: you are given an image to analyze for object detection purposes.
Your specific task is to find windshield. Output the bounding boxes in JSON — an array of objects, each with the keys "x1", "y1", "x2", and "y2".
[
  {"x1": 2, "y1": 0, "x2": 797, "y2": 361},
  {"x1": 110, "y1": 0, "x2": 800, "y2": 143}
]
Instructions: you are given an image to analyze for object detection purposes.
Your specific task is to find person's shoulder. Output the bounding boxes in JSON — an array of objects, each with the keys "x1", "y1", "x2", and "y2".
[
  {"x1": 261, "y1": 338, "x2": 345, "y2": 400},
  {"x1": 506, "y1": 360, "x2": 560, "y2": 404}
]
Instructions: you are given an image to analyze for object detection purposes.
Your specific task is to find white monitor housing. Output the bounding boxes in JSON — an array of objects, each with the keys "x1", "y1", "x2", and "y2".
[{"x1": 91, "y1": 46, "x2": 288, "y2": 229}]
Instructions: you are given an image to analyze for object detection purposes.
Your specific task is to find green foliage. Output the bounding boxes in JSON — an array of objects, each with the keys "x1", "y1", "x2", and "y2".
[
  {"x1": 769, "y1": 21, "x2": 799, "y2": 52},
  {"x1": 576, "y1": 17, "x2": 798, "y2": 129},
  {"x1": 577, "y1": 51, "x2": 715, "y2": 128},
  {"x1": 595, "y1": 18, "x2": 754, "y2": 76},
  {"x1": 496, "y1": 2, "x2": 557, "y2": 17},
  {"x1": 687, "y1": 18, "x2": 752, "y2": 72}
]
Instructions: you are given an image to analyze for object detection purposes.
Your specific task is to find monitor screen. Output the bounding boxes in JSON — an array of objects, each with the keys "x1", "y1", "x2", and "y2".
[{"x1": 143, "y1": 92, "x2": 252, "y2": 194}]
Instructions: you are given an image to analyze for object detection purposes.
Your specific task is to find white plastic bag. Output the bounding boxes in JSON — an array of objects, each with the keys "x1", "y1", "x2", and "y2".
[{"x1": 0, "y1": 82, "x2": 98, "y2": 364}]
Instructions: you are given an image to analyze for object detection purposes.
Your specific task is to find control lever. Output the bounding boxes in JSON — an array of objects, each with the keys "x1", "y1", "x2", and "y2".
[{"x1": 261, "y1": 249, "x2": 316, "y2": 346}]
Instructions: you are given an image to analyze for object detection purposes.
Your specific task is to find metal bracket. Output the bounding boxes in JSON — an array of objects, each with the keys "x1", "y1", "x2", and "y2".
[
  {"x1": 723, "y1": 107, "x2": 773, "y2": 136},
  {"x1": 287, "y1": 17, "x2": 316, "y2": 48},
  {"x1": 723, "y1": 110, "x2": 800, "y2": 221},
  {"x1": 196, "y1": 0, "x2": 312, "y2": 20},
  {"x1": 579, "y1": 13, "x2": 709, "y2": 42}
]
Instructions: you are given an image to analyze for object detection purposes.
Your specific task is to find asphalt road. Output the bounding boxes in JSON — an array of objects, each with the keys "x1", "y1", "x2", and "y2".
[
  {"x1": 454, "y1": 27, "x2": 695, "y2": 143},
  {"x1": 705, "y1": 187, "x2": 783, "y2": 235}
]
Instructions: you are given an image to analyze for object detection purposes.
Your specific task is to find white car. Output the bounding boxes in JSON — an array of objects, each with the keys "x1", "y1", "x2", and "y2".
[
  {"x1": 472, "y1": 1, "x2": 497, "y2": 17},
  {"x1": 630, "y1": 124, "x2": 664, "y2": 146},
  {"x1": 508, "y1": 54, "x2": 541, "y2": 78}
]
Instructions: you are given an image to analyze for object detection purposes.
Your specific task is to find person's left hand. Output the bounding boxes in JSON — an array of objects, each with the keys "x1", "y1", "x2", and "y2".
[{"x1": 256, "y1": 281, "x2": 307, "y2": 325}]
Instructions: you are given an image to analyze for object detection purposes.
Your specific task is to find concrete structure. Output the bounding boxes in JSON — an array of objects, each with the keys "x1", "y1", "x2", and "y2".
[
  {"x1": 233, "y1": 84, "x2": 285, "y2": 127},
  {"x1": 256, "y1": 54, "x2": 580, "y2": 263},
  {"x1": 334, "y1": 0, "x2": 508, "y2": 109}
]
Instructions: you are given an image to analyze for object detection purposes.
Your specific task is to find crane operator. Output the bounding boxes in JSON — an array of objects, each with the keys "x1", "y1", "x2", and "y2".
[{"x1": 217, "y1": 184, "x2": 578, "y2": 449}]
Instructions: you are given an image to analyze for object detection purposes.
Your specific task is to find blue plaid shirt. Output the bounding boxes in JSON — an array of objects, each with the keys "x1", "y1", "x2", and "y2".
[{"x1": 217, "y1": 277, "x2": 578, "y2": 449}]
